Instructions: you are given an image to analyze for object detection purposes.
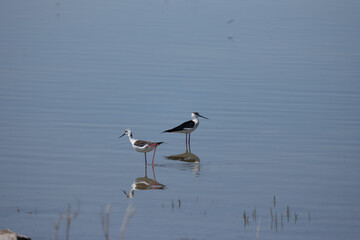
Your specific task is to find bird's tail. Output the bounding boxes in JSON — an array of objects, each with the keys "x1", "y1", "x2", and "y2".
[{"x1": 156, "y1": 142, "x2": 164, "y2": 145}]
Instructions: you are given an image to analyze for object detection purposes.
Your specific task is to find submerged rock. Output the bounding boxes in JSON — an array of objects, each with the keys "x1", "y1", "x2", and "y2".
[{"x1": 0, "y1": 229, "x2": 31, "y2": 240}]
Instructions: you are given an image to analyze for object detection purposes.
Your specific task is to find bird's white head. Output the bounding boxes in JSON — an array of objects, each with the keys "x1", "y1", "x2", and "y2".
[
  {"x1": 192, "y1": 112, "x2": 209, "y2": 120},
  {"x1": 119, "y1": 128, "x2": 132, "y2": 138}
]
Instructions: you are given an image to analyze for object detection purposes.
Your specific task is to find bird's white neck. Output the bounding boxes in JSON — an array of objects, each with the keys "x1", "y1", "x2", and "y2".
[
  {"x1": 192, "y1": 114, "x2": 199, "y2": 123},
  {"x1": 127, "y1": 133, "x2": 136, "y2": 144}
]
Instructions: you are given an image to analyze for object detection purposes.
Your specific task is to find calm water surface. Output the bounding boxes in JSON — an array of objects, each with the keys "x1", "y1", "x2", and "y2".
[{"x1": 1, "y1": 0, "x2": 360, "y2": 239}]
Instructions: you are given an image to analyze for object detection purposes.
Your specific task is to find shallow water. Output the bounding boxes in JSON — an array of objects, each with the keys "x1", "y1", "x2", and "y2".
[{"x1": 1, "y1": 0, "x2": 360, "y2": 239}]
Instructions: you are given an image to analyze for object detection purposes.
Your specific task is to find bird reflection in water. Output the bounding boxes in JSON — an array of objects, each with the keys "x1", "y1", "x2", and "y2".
[
  {"x1": 165, "y1": 150, "x2": 200, "y2": 174},
  {"x1": 166, "y1": 151, "x2": 200, "y2": 163},
  {"x1": 123, "y1": 165, "x2": 165, "y2": 198}
]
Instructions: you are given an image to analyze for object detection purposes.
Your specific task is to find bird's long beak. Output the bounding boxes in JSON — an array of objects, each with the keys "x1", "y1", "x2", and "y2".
[
  {"x1": 119, "y1": 133, "x2": 126, "y2": 138},
  {"x1": 199, "y1": 114, "x2": 209, "y2": 120}
]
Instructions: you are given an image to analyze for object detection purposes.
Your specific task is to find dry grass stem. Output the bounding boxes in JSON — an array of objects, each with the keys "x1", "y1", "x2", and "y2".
[
  {"x1": 256, "y1": 217, "x2": 262, "y2": 240},
  {"x1": 119, "y1": 203, "x2": 136, "y2": 240}
]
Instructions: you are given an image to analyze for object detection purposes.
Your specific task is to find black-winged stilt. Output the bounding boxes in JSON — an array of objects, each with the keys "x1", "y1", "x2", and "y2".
[
  {"x1": 119, "y1": 128, "x2": 163, "y2": 165},
  {"x1": 162, "y1": 112, "x2": 208, "y2": 149}
]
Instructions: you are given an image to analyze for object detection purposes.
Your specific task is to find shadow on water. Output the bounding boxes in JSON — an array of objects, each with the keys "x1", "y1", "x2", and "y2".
[{"x1": 122, "y1": 165, "x2": 166, "y2": 199}]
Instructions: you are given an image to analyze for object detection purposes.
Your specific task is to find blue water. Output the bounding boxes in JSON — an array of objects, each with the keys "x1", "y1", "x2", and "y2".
[{"x1": 1, "y1": 0, "x2": 360, "y2": 239}]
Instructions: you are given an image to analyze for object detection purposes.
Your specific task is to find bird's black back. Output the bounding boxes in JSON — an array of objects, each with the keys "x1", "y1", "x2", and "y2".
[
  {"x1": 163, "y1": 120, "x2": 195, "y2": 133},
  {"x1": 134, "y1": 141, "x2": 163, "y2": 147}
]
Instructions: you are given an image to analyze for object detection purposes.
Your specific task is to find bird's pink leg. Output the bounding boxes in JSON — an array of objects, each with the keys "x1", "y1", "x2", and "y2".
[
  {"x1": 189, "y1": 133, "x2": 191, "y2": 153},
  {"x1": 144, "y1": 153, "x2": 147, "y2": 165},
  {"x1": 152, "y1": 144, "x2": 157, "y2": 166}
]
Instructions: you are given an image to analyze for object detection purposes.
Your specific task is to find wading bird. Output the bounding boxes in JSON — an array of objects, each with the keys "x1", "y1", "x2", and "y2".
[
  {"x1": 162, "y1": 112, "x2": 208, "y2": 150},
  {"x1": 119, "y1": 128, "x2": 163, "y2": 165}
]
